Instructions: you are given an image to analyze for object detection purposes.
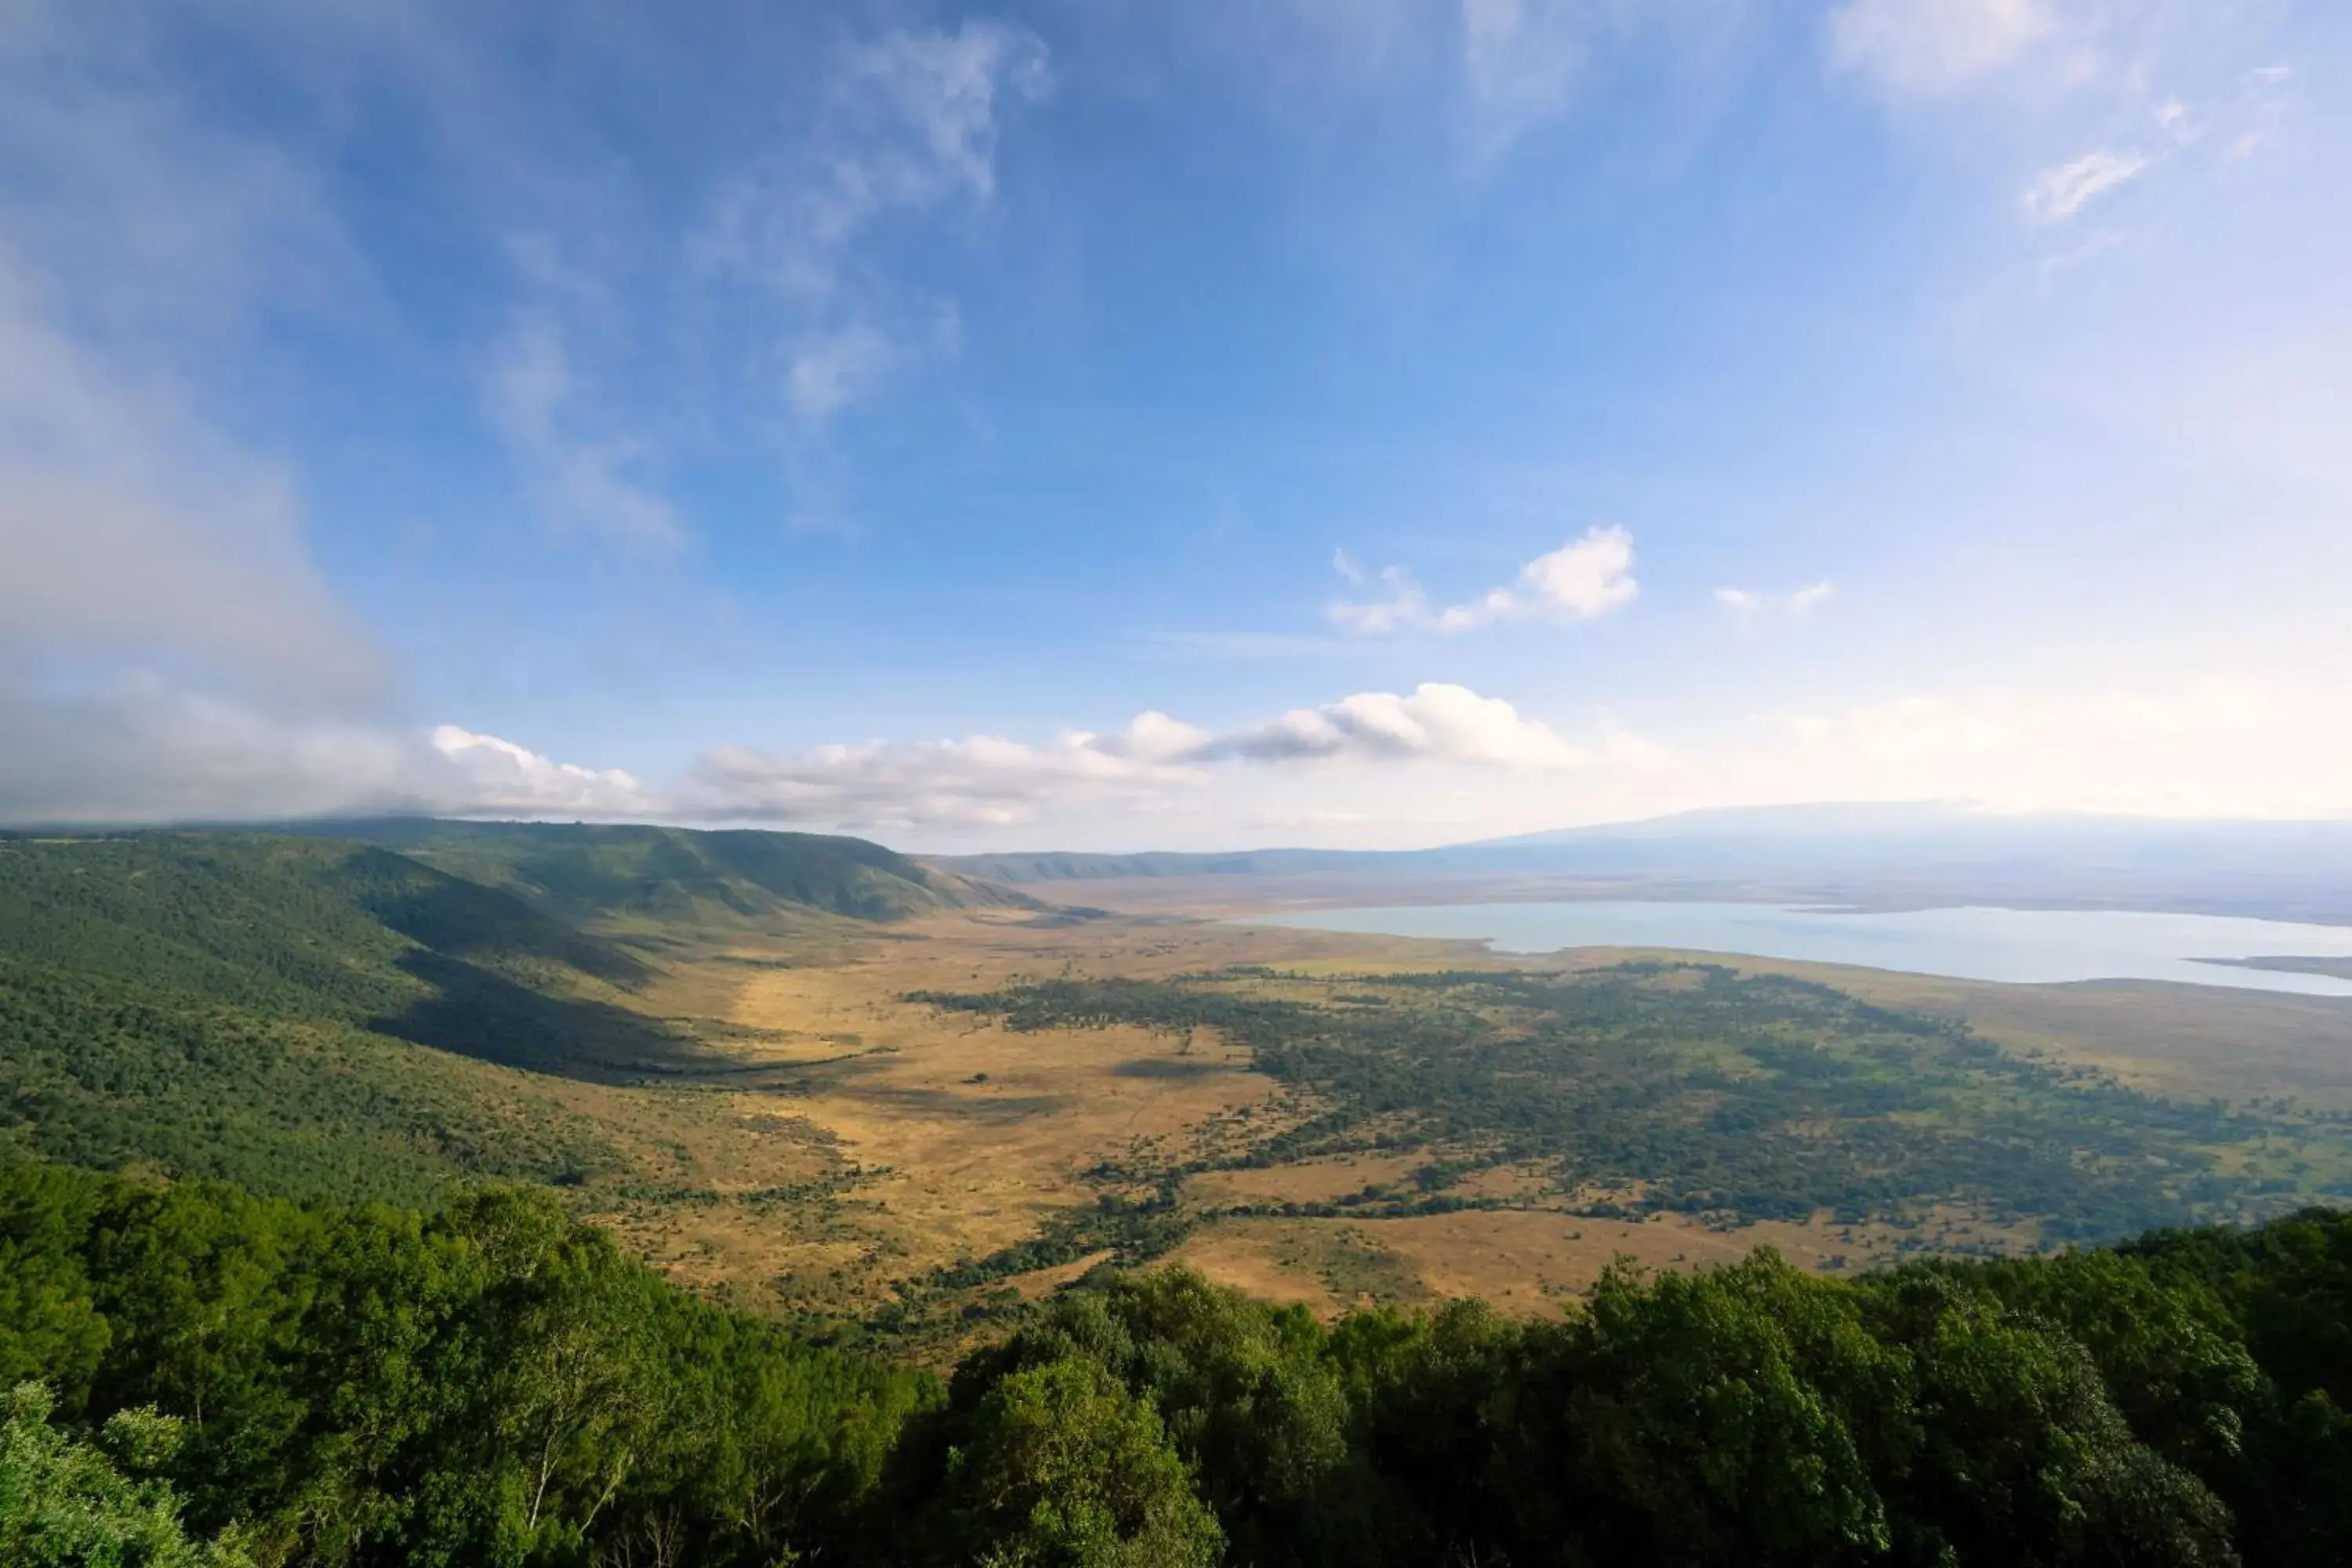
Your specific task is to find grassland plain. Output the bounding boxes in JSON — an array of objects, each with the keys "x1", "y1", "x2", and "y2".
[
  {"x1": 13, "y1": 828, "x2": 2352, "y2": 1354},
  {"x1": 613, "y1": 909, "x2": 2352, "y2": 1344}
]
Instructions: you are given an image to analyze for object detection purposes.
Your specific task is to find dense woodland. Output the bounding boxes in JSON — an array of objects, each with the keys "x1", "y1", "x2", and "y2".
[
  {"x1": 0, "y1": 834, "x2": 686, "y2": 1203},
  {"x1": 5, "y1": 1162, "x2": 2352, "y2": 1566}
]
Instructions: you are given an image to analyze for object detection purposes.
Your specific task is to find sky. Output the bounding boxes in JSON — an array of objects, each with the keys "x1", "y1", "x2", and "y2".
[{"x1": 2, "y1": 0, "x2": 2348, "y2": 851}]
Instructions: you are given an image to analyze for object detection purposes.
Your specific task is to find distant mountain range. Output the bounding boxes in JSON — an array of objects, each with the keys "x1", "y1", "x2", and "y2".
[{"x1": 931, "y1": 803, "x2": 2352, "y2": 924}]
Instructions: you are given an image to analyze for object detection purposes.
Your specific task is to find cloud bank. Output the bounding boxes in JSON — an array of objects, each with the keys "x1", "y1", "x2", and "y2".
[{"x1": 0, "y1": 681, "x2": 1610, "y2": 832}]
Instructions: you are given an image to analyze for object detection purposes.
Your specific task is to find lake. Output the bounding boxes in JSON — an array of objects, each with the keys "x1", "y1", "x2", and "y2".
[{"x1": 1243, "y1": 901, "x2": 2352, "y2": 998}]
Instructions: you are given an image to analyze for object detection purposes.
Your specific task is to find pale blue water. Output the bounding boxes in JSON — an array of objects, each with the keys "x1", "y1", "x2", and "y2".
[{"x1": 1244, "y1": 902, "x2": 2352, "y2": 998}]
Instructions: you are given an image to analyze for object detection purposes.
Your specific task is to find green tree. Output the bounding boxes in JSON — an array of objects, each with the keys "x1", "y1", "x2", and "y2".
[
  {"x1": 0, "y1": 1381, "x2": 255, "y2": 1567},
  {"x1": 1508, "y1": 1254, "x2": 1896, "y2": 1566},
  {"x1": 944, "y1": 1355, "x2": 1222, "y2": 1568},
  {"x1": 1861, "y1": 1272, "x2": 2236, "y2": 1567}
]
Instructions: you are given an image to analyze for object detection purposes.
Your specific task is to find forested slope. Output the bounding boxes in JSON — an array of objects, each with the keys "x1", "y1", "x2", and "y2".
[
  {"x1": 0, "y1": 834, "x2": 697, "y2": 1203},
  {"x1": 312, "y1": 818, "x2": 1040, "y2": 927},
  {"x1": 5, "y1": 1160, "x2": 2352, "y2": 1566}
]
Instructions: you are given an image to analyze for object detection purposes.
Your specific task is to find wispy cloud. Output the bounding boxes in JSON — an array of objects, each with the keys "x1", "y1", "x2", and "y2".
[
  {"x1": 483, "y1": 311, "x2": 683, "y2": 550},
  {"x1": 2020, "y1": 149, "x2": 2148, "y2": 223},
  {"x1": 1827, "y1": 0, "x2": 2053, "y2": 97},
  {"x1": 1458, "y1": 0, "x2": 1593, "y2": 161},
  {"x1": 695, "y1": 19, "x2": 1048, "y2": 425},
  {"x1": 1332, "y1": 527, "x2": 1639, "y2": 634},
  {"x1": 1715, "y1": 581, "x2": 1836, "y2": 624}
]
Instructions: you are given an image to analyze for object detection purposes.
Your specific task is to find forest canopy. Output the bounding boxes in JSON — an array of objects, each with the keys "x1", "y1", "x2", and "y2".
[{"x1": 5, "y1": 1160, "x2": 2352, "y2": 1567}]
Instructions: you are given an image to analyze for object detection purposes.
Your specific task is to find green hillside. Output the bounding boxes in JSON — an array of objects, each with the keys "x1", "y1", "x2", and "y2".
[
  {"x1": 0, "y1": 833, "x2": 700, "y2": 1203},
  {"x1": 0, "y1": 823, "x2": 1047, "y2": 1209},
  {"x1": 309, "y1": 818, "x2": 1041, "y2": 929}
]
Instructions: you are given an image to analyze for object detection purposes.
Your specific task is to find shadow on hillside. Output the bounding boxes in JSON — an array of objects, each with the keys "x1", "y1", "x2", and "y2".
[
  {"x1": 372, "y1": 950, "x2": 710, "y2": 1082},
  {"x1": 350, "y1": 862, "x2": 655, "y2": 989}
]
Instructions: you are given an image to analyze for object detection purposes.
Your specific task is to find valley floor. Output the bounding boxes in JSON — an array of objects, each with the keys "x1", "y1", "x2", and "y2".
[{"x1": 556, "y1": 903, "x2": 2352, "y2": 1345}]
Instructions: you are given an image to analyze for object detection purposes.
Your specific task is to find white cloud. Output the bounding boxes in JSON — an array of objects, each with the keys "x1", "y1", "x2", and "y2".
[
  {"x1": 1716, "y1": 581, "x2": 1836, "y2": 623},
  {"x1": 1207, "y1": 683, "x2": 1587, "y2": 768},
  {"x1": 695, "y1": 19, "x2": 1047, "y2": 423},
  {"x1": 1828, "y1": 0, "x2": 2054, "y2": 96},
  {"x1": 483, "y1": 311, "x2": 683, "y2": 550},
  {"x1": 2020, "y1": 149, "x2": 2149, "y2": 223},
  {"x1": 1517, "y1": 528, "x2": 1642, "y2": 618},
  {"x1": 1332, "y1": 526, "x2": 1639, "y2": 635},
  {"x1": 428, "y1": 726, "x2": 653, "y2": 816}
]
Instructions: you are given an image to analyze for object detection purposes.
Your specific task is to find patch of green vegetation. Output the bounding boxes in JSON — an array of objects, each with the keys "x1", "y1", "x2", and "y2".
[{"x1": 910, "y1": 962, "x2": 2352, "y2": 1240}]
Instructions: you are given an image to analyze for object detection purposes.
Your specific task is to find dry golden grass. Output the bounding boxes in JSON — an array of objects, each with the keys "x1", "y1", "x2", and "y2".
[
  {"x1": 1183, "y1": 1152, "x2": 1431, "y2": 1208},
  {"x1": 532, "y1": 902, "x2": 2344, "y2": 1321},
  {"x1": 1171, "y1": 1207, "x2": 1985, "y2": 1317}
]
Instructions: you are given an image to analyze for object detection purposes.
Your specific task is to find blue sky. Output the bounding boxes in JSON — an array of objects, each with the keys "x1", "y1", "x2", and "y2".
[{"x1": 2, "y1": 0, "x2": 2347, "y2": 849}]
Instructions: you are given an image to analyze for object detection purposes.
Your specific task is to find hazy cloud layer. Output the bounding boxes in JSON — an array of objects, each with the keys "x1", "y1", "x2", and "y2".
[
  {"x1": 0, "y1": 252, "x2": 381, "y2": 699},
  {"x1": 0, "y1": 681, "x2": 1613, "y2": 832},
  {"x1": 0, "y1": 684, "x2": 652, "y2": 826},
  {"x1": 1737, "y1": 678, "x2": 2351, "y2": 818},
  {"x1": 5, "y1": 668, "x2": 2343, "y2": 843}
]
